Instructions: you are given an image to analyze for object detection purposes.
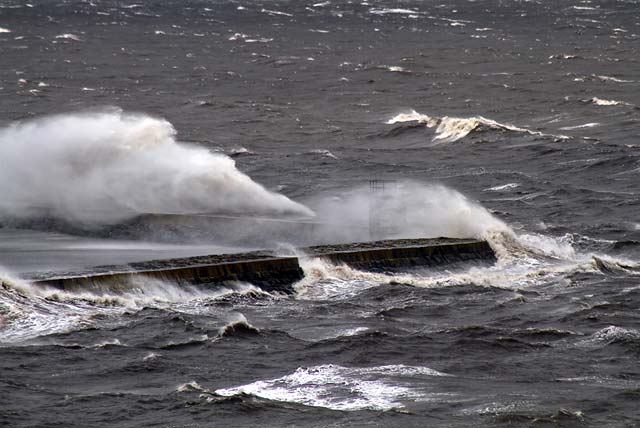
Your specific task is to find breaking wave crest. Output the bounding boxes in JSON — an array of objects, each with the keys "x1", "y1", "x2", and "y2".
[
  {"x1": 0, "y1": 272, "x2": 268, "y2": 344},
  {"x1": 216, "y1": 313, "x2": 261, "y2": 338},
  {"x1": 0, "y1": 109, "x2": 313, "y2": 226},
  {"x1": 296, "y1": 184, "x2": 581, "y2": 298},
  {"x1": 386, "y1": 109, "x2": 569, "y2": 143},
  {"x1": 213, "y1": 363, "x2": 450, "y2": 411}
]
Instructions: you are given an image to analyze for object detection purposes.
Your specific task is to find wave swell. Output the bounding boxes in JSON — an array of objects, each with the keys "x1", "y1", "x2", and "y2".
[{"x1": 386, "y1": 109, "x2": 569, "y2": 143}]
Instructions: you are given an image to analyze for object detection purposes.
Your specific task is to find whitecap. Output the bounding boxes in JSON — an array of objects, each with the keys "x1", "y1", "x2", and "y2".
[
  {"x1": 580, "y1": 326, "x2": 640, "y2": 346},
  {"x1": 55, "y1": 34, "x2": 82, "y2": 41},
  {"x1": 228, "y1": 32, "x2": 248, "y2": 41},
  {"x1": 369, "y1": 8, "x2": 421, "y2": 15},
  {"x1": 0, "y1": 272, "x2": 272, "y2": 344},
  {"x1": 385, "y1": 65, "x2": 407, "y2": 72},
  {"x1": 229, "y1": 146, "x2": 253, "y2": 156},
  {"x1": 0, "y1": 27, "x2": 11, "y2": 33},
  {"x1": 308, "y1": 149, "x2": 338, "y2": 159},
  {"x1": 260, "y1": 8, "x2": 293, "y2": 17},
  {"x1": 216, "y1": 313, "x2": 260, "y2": 338},
  {"x1": 143, "y1": 352, "x2": 160, "y2": 361},
  {"x1": 386, "y1": 109, "x2": 437, "y2": 125},
  {"x1": 485, "y1": 183, "x2": 520, "y2": 192},
  {"x1": 386, "y1": 110, "x2": 569, "y2": 142},
  {"x1": 595, "y1": 75, "x2": 634, "y2": 83},
  {"x1": 559, "y1": 122, "x2": 600, "y2": 130},
  {"x1": 590, "y1": 97, "x2": 629, "y2": 106},
  {"x1": 215, "y1": 364, "x2": 450, "y2": 411}
]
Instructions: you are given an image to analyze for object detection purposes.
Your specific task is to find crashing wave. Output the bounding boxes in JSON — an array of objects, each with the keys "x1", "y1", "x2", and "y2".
[
  {"x1": 0, "y1": 109, "x2": 313, "y2": 226},
  {"x1": 214, "y1": 363, "x2": 449, "y2": 411},
  {"x1": 386, "y1": 110, "x2": 569, "y2": 143},
  {"x1": 216, "y1": 313, "x2": 261, "y2": 338},
  {"x1": 0, "y1": 272, "x2": 269, "y2": 344}
]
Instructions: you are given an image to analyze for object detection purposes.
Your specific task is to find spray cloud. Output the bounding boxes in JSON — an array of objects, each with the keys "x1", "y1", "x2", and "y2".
[{"x1": 0, "y1": 109, "x2": 313, "y2": 225}]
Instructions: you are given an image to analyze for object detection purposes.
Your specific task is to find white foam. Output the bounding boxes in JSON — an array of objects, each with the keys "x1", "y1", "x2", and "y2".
[
  {"x1": 0, "y1": 273, "x2": 269, "y2": 344},
  {"x1": 229, "y1": 146, "x2": 253, "y2": 155},
  {"x1": 386, "y1": 109, "x2": 437, "y2": 125},
  {"x1": 306, "y1": 182, "x2": 511, "y2": 246},
  {"x1": 216, "y1": 312, "x2": 260, "y2": 337},
  {"x1": 559, "y1": 122, "x2": 600, "y2": 130},
  {"x1": 369, "y1": 8, "x2": 421, "y2": 15},
  {"x1": 595, "y1": 75, "x2": 634, "y2": 83},
  {"x1": 591, "y1": 97, "x2": 629, "y2": 106},
  {"x1": 0, "y1": 110, "x2": 313, "y2": 225},
  {"x1": 55, "y1": 34, "x2": 82, "y2": 41},
  {"x1": 308, "y1": 149, "x2": 338, "y2": 159},
  {"x1": 386, "y1": 65, "x2": 407, "y2": 72},
  {"x1": 433, "y1": 116, "x2": 483, "y2": 143},
  {"x1": 0, "y1": 27, "x2": 11, "y2": 33},
  {"x1": 228, "y1": 32, "x2": 249, "y2": 41},
  {"x1": 143, "y1": 352, "x2": 160, "y2": 361},
  {"x1": 485, "y1": 183, "x2": 520, "y2": 191},
  {"x1": 294, "y1": 257, "x2": 382, "y2": 299},
  {"x1": 215, "y1": 364, "x2": 449, "y2": 411},
  {"x1": 577, "y1": 326, "x2": 640, "y2": 347},
  {"x1": 386, "y1": 110, "x2": 569, "y2": 142},
  {"x1": 260, "y1": 8, "x2": 293, "y2": 17}
]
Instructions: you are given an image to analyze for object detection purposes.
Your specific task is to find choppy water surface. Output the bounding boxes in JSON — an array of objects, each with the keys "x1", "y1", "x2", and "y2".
[{"x1": 1, "y1": 0, "x2": 640, "y2": 426}]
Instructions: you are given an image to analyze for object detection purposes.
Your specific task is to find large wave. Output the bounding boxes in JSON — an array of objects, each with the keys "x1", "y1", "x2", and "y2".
[
  {"x1": 386, "y1": 109, "x2": 569, "y2": 143},
  {"x1": 0, "y1": 109, "x2": 313, "y2": 226}
]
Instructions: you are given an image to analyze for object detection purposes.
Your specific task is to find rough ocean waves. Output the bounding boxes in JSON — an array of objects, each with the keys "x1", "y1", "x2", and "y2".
[
  {"x1": 2, "y1": 219, "x2": 640, "y2": 426},
  {"x1": 2, "y1": 0, "x2": 640, "y2": 427}
]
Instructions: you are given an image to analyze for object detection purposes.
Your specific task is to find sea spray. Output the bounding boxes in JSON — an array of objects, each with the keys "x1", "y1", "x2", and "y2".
[
  {"x1": 0, "y1": 270, "x2": 269, "y2": 344},
  {"x1": 306, "y1": 181, "x2": 510, "y2": 241},
  {"x1": 0, "y1": 109, "x2": 313, "y2": 226}
]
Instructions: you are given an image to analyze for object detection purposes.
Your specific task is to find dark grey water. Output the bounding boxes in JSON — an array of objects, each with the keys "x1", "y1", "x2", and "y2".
[{"x1": 1, "y1": 0, "x2": 640, "y2": 426}]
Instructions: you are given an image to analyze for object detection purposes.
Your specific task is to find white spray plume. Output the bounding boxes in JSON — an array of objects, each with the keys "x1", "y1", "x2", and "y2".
[
  {"x1": 0, "y1": 109, "x2": 313, "y2": 225},
  {"x1": 307, "y1": 181, "x2": 510, "y2": 241}
]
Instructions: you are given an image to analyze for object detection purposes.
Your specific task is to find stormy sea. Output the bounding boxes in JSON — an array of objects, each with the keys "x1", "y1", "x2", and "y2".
[{"x1": 1, "y1": 0, "x2": 640, "y2": 426}]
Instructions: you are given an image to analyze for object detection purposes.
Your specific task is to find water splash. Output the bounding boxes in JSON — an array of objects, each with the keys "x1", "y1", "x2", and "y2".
[{"x1": 0, "y1": 109, "x2": 312, "y2": 226}]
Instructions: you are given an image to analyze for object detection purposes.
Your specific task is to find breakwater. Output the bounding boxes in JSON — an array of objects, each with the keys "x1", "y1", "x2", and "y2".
[{"x1": 28, "y1": 238, "x2": 496, "y2": 293}]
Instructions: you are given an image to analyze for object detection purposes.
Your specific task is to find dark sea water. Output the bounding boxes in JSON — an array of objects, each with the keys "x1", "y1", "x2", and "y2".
[{"x1": 2, "y1": 0, "x2": 640, "y2": 426}]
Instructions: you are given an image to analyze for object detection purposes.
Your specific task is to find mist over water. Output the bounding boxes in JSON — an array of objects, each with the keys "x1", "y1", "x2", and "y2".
[
  {"x1": 307, "y1": 182, "x2": 509, "y2": 240},
  {"x1": 0, "y1": 110, "x2": 312, "y2": 226}
]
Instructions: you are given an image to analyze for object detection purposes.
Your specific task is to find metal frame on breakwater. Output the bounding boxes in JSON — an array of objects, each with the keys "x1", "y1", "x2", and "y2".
[{"x1": 29, "y1": 238, "x2": 497, "y2": 293}]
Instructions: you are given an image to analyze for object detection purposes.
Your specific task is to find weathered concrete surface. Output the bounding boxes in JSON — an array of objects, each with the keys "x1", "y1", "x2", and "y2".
[{"x1": 29, "y1": 238, "x2": 496, "y2": 293}]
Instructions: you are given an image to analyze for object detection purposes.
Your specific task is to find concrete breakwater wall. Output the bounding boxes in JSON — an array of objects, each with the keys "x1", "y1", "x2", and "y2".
[{"x1": 30, "y1": 238, "x2": 496, "y2": 294}]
